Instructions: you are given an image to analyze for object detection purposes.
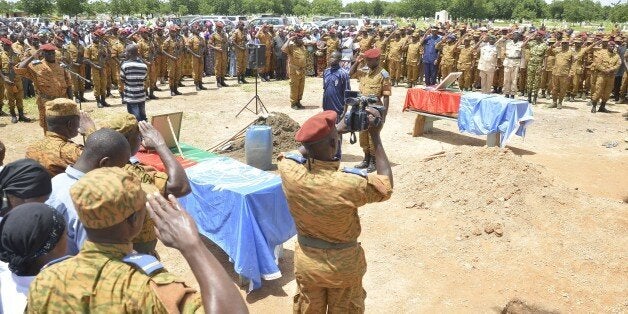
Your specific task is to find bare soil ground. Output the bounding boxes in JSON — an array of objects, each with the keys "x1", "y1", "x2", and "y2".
[{"x1": 1, "y1": 75, "x2": 626, "y2": 313}]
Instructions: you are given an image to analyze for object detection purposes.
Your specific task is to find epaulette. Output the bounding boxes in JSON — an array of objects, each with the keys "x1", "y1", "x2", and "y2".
[
  {"x1": 42, "y1": 255, "x2": 73, "y2": 269},
  {"x1": 284, "y1": 152, "x2": 307, "y2": 164},
  {"x1": 32, "y1": 60, "x2": 42, "y2": 65},
  {"x1": 341, "y1": 167, "x2": 368, "y2": 178},
  {"x1": 380, "y1": 69, "x2": 390, "y2": 78},
  {"x1": 122, "y1": 253, "x2": 164, "y2": 275}
]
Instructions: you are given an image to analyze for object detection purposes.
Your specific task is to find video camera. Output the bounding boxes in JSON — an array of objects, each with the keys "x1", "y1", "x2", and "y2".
[{"x1": 343, "y1": 90, "x2": 385, "y2": 144}]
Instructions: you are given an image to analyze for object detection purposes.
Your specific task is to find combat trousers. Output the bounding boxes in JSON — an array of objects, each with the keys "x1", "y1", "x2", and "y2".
[
  {"x1": 91, "y1": 68, "x2": 107, "y2": 97},
  {"x1": 440, "y1": 63, "x2": 454, "y2": 81},
  {"x1": 359, "y1": 131, "x2": 375, "y2": 155},
  {"x1": 571, "y1": 73, "x2": 583, "y2": 95},
  {"x1": 167, "y1": 59, "x2": 181, "y2": 88},
  {"x1": 388, "y1": 59, "x2": 401, "y2": 81},
  {"x1": 289, "y1": 67, "x2": 305, "y2": 104},
  {"x1": 479, "y1": 70, "x2": 494, "y2": 94},
  {"x1": 621, "y1": 74, "x2": 628, "y2": 98},
  {"x1": 503, "y1": 66, "x2": 519, "y2": 95},
  {"x1": 183, "y1": 53, "x2": 192, "y2": 77},
  {"x1": 264, "y1": 52, "x2": 272, "y2": 74},
  {"x1": 540, "y1": 70, "x2": 551, "y2": 91},
  {"x1": 71, "y1": 65, "x2": 85, "y2": 95},
  {"x1": 526, "y1": 64, "x2": 542, "y2": 95},
  {"x1": 552, "y1": 75, "x2": 569, "y2": 102},
  {"x1": 149, "y1": 62, "x2": 157, "y2": 88},
  {"x1": 406, "y1": 62, "x2": 419, "y2": 84},
  {"x1": 590, "y1": 71, "x2": 598, "y2": 94},
  {"x1": 493, "y1": 61, "x2": 504, "y2": 88},
  {"x1": 192, "y1": 56, "x2": 203, "y2": 84},
  {"x1": 592, "y1": 74, "x2": 614, "y2": 103},
  {"x1": 215, "y1": 51, "x2": 227, "y2": 78},
  {"x1": 293, "y1": 243, "x2": 367, "y2": 314},
  {"x1": 518, "y1": 67, "x2": 527, "y2": 93},
  {"x1": 236, "y1": 49, "x2": 247, "y2": 76},
  {"x1": 107, "y1": 60, "x2": 120, "y2": 88},
  {"x1": 4, "y1": 79, "x2": 24, "y2": 111},
  {"x1": 157, "y1": 55, "x2": 167, "y2": 81},
  {"x1": 458, "y1": 67, "x2": 472, "y2": 90}
]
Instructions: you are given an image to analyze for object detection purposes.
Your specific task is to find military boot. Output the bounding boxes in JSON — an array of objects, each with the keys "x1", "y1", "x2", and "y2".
[
  {"x1": 598, "y1": 102, "x2": 610, "y2": 113},
  {"x1": 241, "y1": 75, "x2": 248, "y2": 84},
  {"x1": 0, "y1": 104, "x2": 6, "y2": 116},
  {"x1": 355, "y1": 154, "x2": 371, "y2": 169},
  {"x1": 149, "y1": 89, "x2": 158, "y2": 99},
  {"x1": 541, "y1": 90, "x2": 546, "y2": 98},
  {"x1": 547, "y1": 101, "x2": 557, "y2": 109},
  {"x1": 78, "y1": 91, "x2": 88, "y2": 102},
  {"x1": 367, "y1": 157, "x2": 376, "y2": 173},
  {"x1": 174, "y1": 87, "x2": 182, "y2": 95},
  {"x1": 170, "y1": 88, "x2": 176, "y2": 97},
  {"x1": 96, "y1": 97, "x2": 103, "y2": 108},
  {"x1": 199, "y1": 82, "x2": 207, "y2": 90},
  {"x1": 220, "y1": 77, "x2": 228, "y2": 87},
  {"x1": 557, "y1": 100, "x2": 563, "y2": 109},
  {"x1": 590, "y1": 101, "x2": 598, "y2": 113},
  {"x1": 154, "y1": 86, "x2": 163, "y2": 91},
  {"x1": 527, "y1": 94, "x2": 532, "y2": 104},
  {"x1": 17, "y1": 108, "x2": 31, "y2": 122},
  {"x1": 216, "y1": 79, "x2": 222, "y2": 88},
  {"x1": 100, "y1": 95, "x2": 110, "y2": 107},
  {"x1": 9, "y1": 108, "x2": 17, "y2": 123},
  {"x1": 195, "y1": 82, "x2": 201, "y2": 91}
]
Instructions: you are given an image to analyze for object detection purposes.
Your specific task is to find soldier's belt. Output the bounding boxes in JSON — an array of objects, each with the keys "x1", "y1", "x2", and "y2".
[
  {"x1": 298, "y1": 234, "x2": 357, "y2": 250},
  {"x1": 37, "y1": 93, "x2": 58, "y2": 101}
]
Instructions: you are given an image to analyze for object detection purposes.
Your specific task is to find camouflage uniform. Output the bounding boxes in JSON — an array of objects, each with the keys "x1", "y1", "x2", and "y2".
[
  {"x1": 436, "y1": 40, "x2": 458, "y2": 81},
  {"x1": 550, "y1": 45, "x2": 574, "y2": 107},
  {"x1": 525, "y1": 41, "x2": 548, "y2": 100},
  {"x1": 1, "y1": 47, "x2": 24, "y2": 117},
  {"x1": 457, "y1": 44, "x2": 475, "y2": 90},
  {"x1": 188, "y1": 33, "x2": 205, "y2": 87},
  {"x1": 387, "y1": 37, "x2": 403, "y2": 83},
  {"x1": 591, "y1": 48, "x2": 621, "y2": 104},
  {"x1": 406, "y1": 38, "x2": 422, "y2": 86},
  {"x1": 66, "y1": 41, "x2": 86, "y2": 99},
  {"x1": 24, "y1": 99, "x2": 85, "y2": 176},
  {"x1": 351, "y1": 66, "x2": 392, "y2": 156},
  {"x1": 27, "y1": 168, "x2": 203, "y2": 313},
  {"x1": 85, "y1": 41, "x2": 108, "y2": 99},
  {"x1": 233, "y1": 28, "x2": 247, "y2": 78},
  {"x1": 286, "y1": 43, "x2": 307, "y2": 106},
  {"x1": 278, "y1": 153, "x2": 393, "y2": 313}
]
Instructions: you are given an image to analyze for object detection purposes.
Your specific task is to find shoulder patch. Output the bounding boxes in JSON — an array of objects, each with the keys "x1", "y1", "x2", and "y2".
[
  {"x1": 380, "y1": 69, "x2": 390, "y2": 78},
  {"x1": 284, "y1": 152, "x2": 307, "y2": 164},
  {"x1": 122, "y1": 253, "x2": 164, "y2": 275},
  {"x1": 341, "y1": 167, "x2": 368, "y2": 178},
  {"x1": 43, "y1": 255, "x2": 73, "y2": 269}
]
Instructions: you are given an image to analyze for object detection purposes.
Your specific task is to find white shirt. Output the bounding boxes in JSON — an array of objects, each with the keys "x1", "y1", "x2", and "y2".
[
  {"x1": 0, "y1": 270, "x2": 35, "y2": 314},
  {"x1": 478, "y1": 44, "x2": 498, "y2": 72},
  {"x1": 503, "y1": 40, "x2": 524, "y2": 67}
]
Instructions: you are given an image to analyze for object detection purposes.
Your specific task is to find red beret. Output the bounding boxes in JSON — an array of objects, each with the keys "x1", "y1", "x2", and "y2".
[
  {"x1": 94, "y1": 29, "x2": 105, "y2": 37},
  {"x1": 139, "y1": 26, "x2": 148, "y2": 33},
  {"x1": 295, "y1": 111, "x2": 338, "y2": 143},
  {"x1": 363, "y1": 48, "x2": 381, "y2": 59},
  {"x1": 537, "y1": 30, "x2": 546, "y2": 36},
  {"x1": 0, "y1": 37, "x2": 13, "y2": 45},
  {"x1": 71, "y1": 31, "x2": 79, "y2": 37},
  {"x1": 40, "y1": 43, "x2": 56, "y2": 51}
]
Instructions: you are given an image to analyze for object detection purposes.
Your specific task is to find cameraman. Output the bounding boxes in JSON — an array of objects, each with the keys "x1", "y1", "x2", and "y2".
[
  {"x1": 349, "y1": 48, "x2": 391, "y2": 172},
  {"x1": 278, "y1": 109, "x2": 393, "y2": 313}
]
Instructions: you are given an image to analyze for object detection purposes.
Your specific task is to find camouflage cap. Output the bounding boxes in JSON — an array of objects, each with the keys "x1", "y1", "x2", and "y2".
[
  {"x1": 45, "y1": 98, "x2": 80, "y2": 117},
  {"x1": 103, "y1": 113, "x2": 138, "y2": 136},
  {"x1": 70, "y1": 167, "x2": 147, "y2": 229}
]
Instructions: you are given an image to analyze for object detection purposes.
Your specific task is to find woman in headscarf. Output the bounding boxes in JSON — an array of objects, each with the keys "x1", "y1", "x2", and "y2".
[
  {"x1": 0, "y1": 203, "x2": 68, "y2": 313},
  {"x1": 0, "y1": 158, "x2": 52, "y2": 218}
]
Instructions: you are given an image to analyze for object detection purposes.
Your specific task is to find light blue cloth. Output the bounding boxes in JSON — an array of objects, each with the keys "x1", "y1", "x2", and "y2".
[
  {"x1": 177, "y1": 157, "x2": 296, "y2": 291},
  {"x1": 457, "y1": 92, "x2": 534, "y2": 147},
  {"x1": 45, "y1": 166, "x2": 87, "y2": 256}
]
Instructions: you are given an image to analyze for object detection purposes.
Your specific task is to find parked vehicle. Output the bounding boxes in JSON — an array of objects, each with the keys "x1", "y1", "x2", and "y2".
[
  {"x1": 248, "y1": 17, "x2": 288, "y2": 27},
  {"x1": 324, "y1": 18, "x2": 365, "y2": 29},
  {"x1": 371, "y1": 18, "x2": 394, "y2": 29}
]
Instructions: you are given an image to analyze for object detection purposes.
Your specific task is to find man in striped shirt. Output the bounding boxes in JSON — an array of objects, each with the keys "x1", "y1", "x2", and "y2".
[{"x1": 120, "y1": 44, "x2": 148, "y2": 121}]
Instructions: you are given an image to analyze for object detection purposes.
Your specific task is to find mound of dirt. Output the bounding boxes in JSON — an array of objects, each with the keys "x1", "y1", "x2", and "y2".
[{"x1": 220, "y1": 112, "x2": 301, "y2": 162}]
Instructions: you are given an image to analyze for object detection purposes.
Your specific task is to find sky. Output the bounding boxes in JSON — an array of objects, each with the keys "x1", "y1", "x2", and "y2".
[{"x1": 341, "y1": 0, "x2": 622, "y2": 6}]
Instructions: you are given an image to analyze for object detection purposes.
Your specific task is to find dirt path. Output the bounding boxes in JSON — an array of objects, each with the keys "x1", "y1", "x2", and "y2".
[{"x1": 1, "y1": 76, "x2": 626, "y2": 312}]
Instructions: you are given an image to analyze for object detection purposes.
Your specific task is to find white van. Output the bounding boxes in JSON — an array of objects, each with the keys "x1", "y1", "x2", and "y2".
[{"x1": 324, "y1": 18, "x2": 365, "y2": 29}]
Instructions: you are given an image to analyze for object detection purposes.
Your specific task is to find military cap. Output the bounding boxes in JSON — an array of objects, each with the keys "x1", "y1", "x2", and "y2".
[
  {"x1": 139, "y1": 26, "x2": 149, "y2": 33},
  {"x1": 573, "y1": 38, "x2": 582, "y2": 43},
  {"x1": 70, "y1": 167, "x2": 147, "y2": 229},
  {"x1": 40, "y1": 43, "x2": 56, "y2": 51},
  {"x1": 601, "y1": 36, "x2": 610, "y2": 42},
  {"x1": 295, "y1": 111, "x2": 337, "y2": 143},
  {"x1": 411, "y1": 32, "x2": 420, "y2": 38},
  {"x1": 0, "y1": 37, "x2": 12, "y2": 45},
  {"x1": 103, "y1": 113, "x2": 138, "y2": 136},
  {"x1": 93, "y1": 29, "x2": 105, "y2": 37},
  {"x1": 45, "y1": 98, "x2": 79, "y2": 117},
  {"x1": 363, "y1": 47, "x2": 381, "y2": 59}
]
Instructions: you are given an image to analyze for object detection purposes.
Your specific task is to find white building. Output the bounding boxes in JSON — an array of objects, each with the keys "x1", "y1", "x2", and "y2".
[{"x1": 435, "y1": 10, "x2": 449, "y2": 24}]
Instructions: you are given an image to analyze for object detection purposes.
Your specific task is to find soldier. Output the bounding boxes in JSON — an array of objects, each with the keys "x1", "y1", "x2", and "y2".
[
  {"x1": 525, "y1": 31, "x2": 548, "y2": 104},
  {"x1": 210, "y1": 21, "x2": 229, "y2": 88},
  {"x1": 405, "y1": 32, "x2": 422, "y2": 88},
  {"x1": 137, "y1": 27, "x2": 158, "y2": 100},
  {"x1": 477, "y1": 35, "x2": 499, "y2": 94},
  {"x1": 373, "y1": 28, "x2": 391, "y2": 71},
  {"x1": 457, "y1": 35, "x2": 475, "y2": 91},
  {"x1": 67, "y1": 31, "x2": 87, "y2": 102},
  {"x1": 282, "y1": 32, "x2": 307, "y2": 110},
  {"x1": 0, "y1": 37, "x2": 31, "y2": 123},
  {"x1": 569, "y1": 38, "x2": 588, "y2": 100},
  {"x1": 540, "y1": 37, "x2": 557, "y2": 99},
  {"x1": 84, "y1": 29, "x2": 110, "y2": 108},
  {"x1": 26, "y1": 167, "x2": 248, "y2": 313},
  {"x1": 180, "y1": 26, "x2": 192, "y2": 80},
  {"x1": 583, "y1": 37, "x2": 597, "y2": 96},
  {"x1": 590, "y1": 40, "x2": 620, "y2": 113},
  {"x1": 162, "y1": 25, "x2": 182, "y2": 96},
  {"x1": 422, "y1": 27, "x2": 442, "y2": 86},
  {"x1": 256, "y1": 25, "x2": 273, "y2": 81},
  {"x1": 387, "y1": 31, "x2": 404, "y2": 86},
  {"x1": 278, "y1": 110, "x2": 393, "y2": 313},
  {"x1": 620, "y1": 49, "x2": 628, "y2": 104},
  {"x1": 233, "y1": 22, "x2": 248, "y2": 84},
  {"x1": 501, "y1": 31, "x2": 524, "y2": 98},
  {"x1": 15, "y1": 43, "x2": 73, "y2": 132},
  {"x1": 187, "y1": 26, "x2": 206, "y2": 91},
  {"x1": 324, "y1": 29, "x2": 340, "y2": 67},
  {"x1": 546, "y1": 39, "x2": 574, "y2": 109},
  {"x1": 154, "y1": 27, "x2": 167, "y2": 86},
  {"x1": 435, "y1": 34, "x2": 458, "y2": 81},
  {"x1": 349, "y1": 48, "x2": 391, "y2": 172},
  {"x1": 25, "y1": 98, "x2": 95, "y2": 176}
]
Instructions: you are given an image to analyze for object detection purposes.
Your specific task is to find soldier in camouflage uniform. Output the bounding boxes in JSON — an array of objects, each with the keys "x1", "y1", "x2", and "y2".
[
  {"x1": 278, "y1": 110, "x2": 393, "y2": 313},
  {"x1": 0, "y1": 37, "x2": 31, "y2": 123},
  {"x1": 25, "y1": 99, "x2": 95, "y2": 177},
  {"x1": 525, "y1": 32, "x2": 548, "y2": 105},
  {"x1": 103, "y1": 113, "x2": 191, "y2": 253},
  {"x1": 27, "y1": 167, "x2": 247, "y2": 313}
]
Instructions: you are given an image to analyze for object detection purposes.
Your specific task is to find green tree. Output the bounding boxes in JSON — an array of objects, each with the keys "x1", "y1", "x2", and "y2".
[
  {"x1": 136, "y1": 0, "x2": 161, "y2": 17},
  {"x1": 0, "y1": 0, "x2": 16, "y2": 15},
  {"x1": 57, "y1": 0, "x2": 87, "y2": 16},
  {"x1": 110, "y1": 0, "x2": 137, "y2": 16},
  {"x1": 292, "y1": 0, "x2": 310, "y2": 16},
  {"x1": 607, "y1": 3, "x2": 627, "y2": 22},
  {"x1": 511, "y1": 0, "x2": 547, "y2": 20},
  {"x1": 311, "y1": 0, "x2": 342, "y2": 16},
  {"x1": 85, "y1": 0, "x2": 108, "y2": 14},
  {"x1": 372, "y1": 0, "x2": 384, "y2": 17},
  {"x1": 19, "y1": 0, "x2": 53, "y2": 15},
  {"x1": 448, "y1": 0, "x2": 488, "y2": 19},
  {"x1": 344, "y1": 1, "x2": 371, "y2": 16}
]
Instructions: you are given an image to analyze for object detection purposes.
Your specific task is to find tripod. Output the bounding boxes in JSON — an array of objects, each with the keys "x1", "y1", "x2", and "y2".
[{"x1": 236, "y1": 44, "x2": 268, "y2": 117}]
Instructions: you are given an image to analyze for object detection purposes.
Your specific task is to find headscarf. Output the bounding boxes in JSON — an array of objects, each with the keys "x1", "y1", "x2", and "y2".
[
  {"x1": 0, "y1": 158, "x2": 52, "y2": 199},
  {"x1": 0, "y1": 203, "x2": 66, "y2": 276}
]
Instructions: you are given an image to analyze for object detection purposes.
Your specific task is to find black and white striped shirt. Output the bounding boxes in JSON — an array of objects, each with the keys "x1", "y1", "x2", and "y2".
[{"x1": 120, "y1": 58, "x2": 147, "y2": 104}]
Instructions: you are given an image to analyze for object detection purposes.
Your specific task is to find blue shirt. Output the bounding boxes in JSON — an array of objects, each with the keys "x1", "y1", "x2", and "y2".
[
  {"x1": 323, "y1": 66, "x2": 351, "y2": 115},
  {"x1": 422, "y1": 35, "x2": 442, "y2": 63},
  {"x1": 45, "y1": 166, "x2": 87, "y2": 256}
]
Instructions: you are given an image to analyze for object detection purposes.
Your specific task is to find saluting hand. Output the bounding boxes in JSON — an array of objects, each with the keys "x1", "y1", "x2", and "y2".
[
  {"x1": 138, "y1": 121, "x2": 166, "y2": 149},
  {"x1": 146, "y1": 193, "x2": 201, "y2": 252},
  {"x1": 78, "y1": 111, "x2": 96, "y2": 135}
]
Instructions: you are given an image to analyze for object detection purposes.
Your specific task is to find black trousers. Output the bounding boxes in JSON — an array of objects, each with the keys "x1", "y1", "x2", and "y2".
[{"x1": 613, "y1": 75, "x2": 623, "y2": 101}]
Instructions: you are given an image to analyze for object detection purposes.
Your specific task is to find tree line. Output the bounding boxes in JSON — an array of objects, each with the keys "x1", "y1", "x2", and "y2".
[{"x1": 1, "y1": 0, "x2": 626, "y2": 23}]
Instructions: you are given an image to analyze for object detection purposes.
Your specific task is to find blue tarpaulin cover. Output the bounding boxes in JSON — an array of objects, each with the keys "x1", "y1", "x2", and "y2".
[
  {"x1": 178, "y1": 157, "x2": 296, "y2": 291},
  {"x1": 457, "y1": 92, "x2": 534, "y2": 147}
]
